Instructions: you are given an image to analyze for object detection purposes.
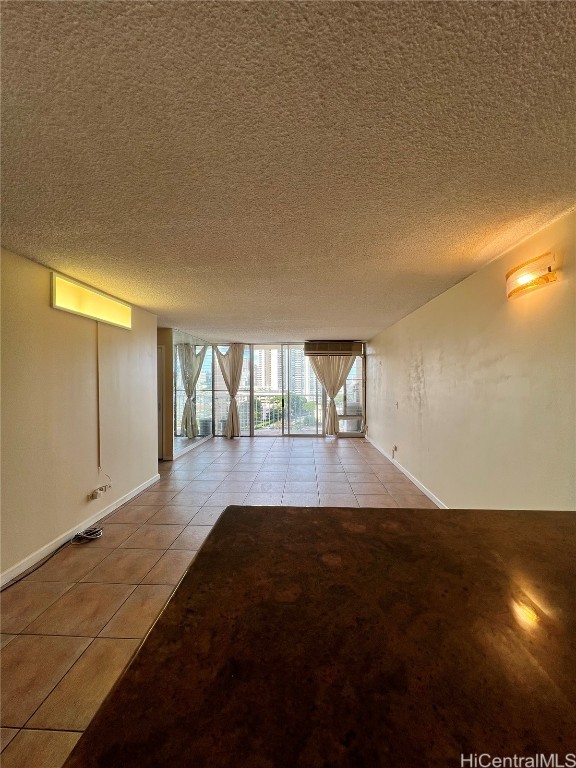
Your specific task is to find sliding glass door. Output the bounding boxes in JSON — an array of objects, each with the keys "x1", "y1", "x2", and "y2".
[{"x1": 210, "y1": 343, "x2": 364, "y2": 437}]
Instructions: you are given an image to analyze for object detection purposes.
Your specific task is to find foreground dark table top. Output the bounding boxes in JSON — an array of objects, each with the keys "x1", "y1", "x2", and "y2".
[{"x1": 65, "y1": 507, "x2": 576, "y2": 767}]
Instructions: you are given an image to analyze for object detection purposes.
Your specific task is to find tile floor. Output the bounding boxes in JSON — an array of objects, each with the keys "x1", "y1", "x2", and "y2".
[{"x1": 0, "y1": 437, "x2": 436, "y2": 767}]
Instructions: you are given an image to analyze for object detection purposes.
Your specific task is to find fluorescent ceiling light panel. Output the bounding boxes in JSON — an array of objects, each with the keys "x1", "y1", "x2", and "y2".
[{"x1": 51, "y1": 273, "x2": 132, "y2": 329}]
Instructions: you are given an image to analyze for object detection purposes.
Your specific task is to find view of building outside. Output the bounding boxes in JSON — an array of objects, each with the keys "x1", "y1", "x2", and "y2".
[
  {"x1": 286, "y1": 346, "x2": 321, "y2": 434},
  {"x1": 253, "y1": 345, "x2": 284, "y2": 435}
]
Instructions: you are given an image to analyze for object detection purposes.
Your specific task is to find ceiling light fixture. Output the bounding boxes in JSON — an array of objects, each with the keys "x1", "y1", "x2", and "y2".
[
  {"x1": 51, "y1": 273, "x2": 132, "y2": 329},
  {"x1": 506, "y1": 252, "x2": 558, "y2": 300}
]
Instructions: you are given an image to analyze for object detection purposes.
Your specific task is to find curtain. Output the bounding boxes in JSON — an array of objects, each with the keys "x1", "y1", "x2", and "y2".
[
  {"x1": 215, "y1": 343, "x2": 245, "y2": 439},
  {"x1": 309, "y1": 355, "x2": 355, "y2": 437},
  {"x1": 177, "y1": 344, "x2": 207, "y2": 438}
]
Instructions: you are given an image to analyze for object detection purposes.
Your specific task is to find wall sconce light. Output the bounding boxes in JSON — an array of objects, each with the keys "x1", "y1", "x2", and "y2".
[
  {"x1": 506, "y1": 252, "x2": 558, "y2": 299},
  {"x1": 51, "y1": 273, "x2": 132, "y2": 329}
]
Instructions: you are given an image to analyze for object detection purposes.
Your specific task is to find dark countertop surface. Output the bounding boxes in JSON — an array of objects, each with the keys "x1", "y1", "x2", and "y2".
[{"x1": 65, "y1": 507, "x2": 576, "y2": 767}]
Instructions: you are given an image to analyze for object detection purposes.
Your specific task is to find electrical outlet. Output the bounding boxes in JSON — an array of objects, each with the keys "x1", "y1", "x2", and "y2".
[{"x1": 89, "y1": 481, "x2": 112, "y2": 501}]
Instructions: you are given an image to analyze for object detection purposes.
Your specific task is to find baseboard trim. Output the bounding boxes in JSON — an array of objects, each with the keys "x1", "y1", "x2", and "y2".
[
  {"x1": 0, "y1": 473, "x2": 161, "y2": 588},
  {"x1": 365, "y1": 437, "x2": 448, "y2": 509},
  {"x1": 173, "y1": 435, "x2": 212, "y2": 459}
]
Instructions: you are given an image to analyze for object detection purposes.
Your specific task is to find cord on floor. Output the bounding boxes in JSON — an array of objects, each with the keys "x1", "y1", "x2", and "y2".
[{"x1": 0, "y1": 527, "x2": 104, "y2": 592}]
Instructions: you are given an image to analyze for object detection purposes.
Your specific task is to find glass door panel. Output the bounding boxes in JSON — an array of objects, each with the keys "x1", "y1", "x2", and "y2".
[
  {"x1": 286, "y1": 344, "x2": 322, "y2": 436},
  {"x1": 196, "y1": 346, "x2": 213, "y2": 437},
  {"x1": 213, "y1": 345, "x2": 230, "y2": 436},
  {"x1": 237, "y1": 347, "x2": 251, "y2": 436},
  {"x1": 213, "y1": 345, "x2": 252, "y2": 436},
  {"x1": 173, "y1": 337, "x2": 213, "y2": 444},
  {"x1": 253, "y1": 344, "x2": 284, "y2": 436},
  {"x1": 334, "y1": 354, "x2": 365, "y2": 435}
]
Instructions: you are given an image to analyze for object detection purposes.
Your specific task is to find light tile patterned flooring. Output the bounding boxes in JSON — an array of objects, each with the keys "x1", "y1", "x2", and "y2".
[{"x1": 0, "y1": 437, "x2": 435, "y2": 767}]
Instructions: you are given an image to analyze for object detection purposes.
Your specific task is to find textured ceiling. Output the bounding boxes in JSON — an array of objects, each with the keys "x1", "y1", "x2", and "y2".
[{"x1": 2, "y1": 1, "x2": 575, "y2": 342}]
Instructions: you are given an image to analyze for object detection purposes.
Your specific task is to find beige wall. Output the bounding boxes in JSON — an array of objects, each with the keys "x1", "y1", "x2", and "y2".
[
  {"x1": 366, "y1": 211, "x2": 576, "y2": 510},
  {"x1": 1, "y1": 250, "x2": 159, "y2": 580}
]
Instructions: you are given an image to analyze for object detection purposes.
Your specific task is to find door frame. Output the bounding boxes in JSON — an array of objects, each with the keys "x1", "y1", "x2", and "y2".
[{"x1": 157, "y1": 345, "x2": 164, "y2": 458}]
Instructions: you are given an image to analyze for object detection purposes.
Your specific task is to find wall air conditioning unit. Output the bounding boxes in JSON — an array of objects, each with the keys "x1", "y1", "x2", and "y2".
[{"x1": 304, "y1": 341, "x2": 364, "y2": 356}]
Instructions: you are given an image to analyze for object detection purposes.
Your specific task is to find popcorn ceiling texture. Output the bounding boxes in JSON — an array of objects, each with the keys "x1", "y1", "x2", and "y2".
[{"x1": 2, "y1": 1, "x2": 575, "y2": 342}]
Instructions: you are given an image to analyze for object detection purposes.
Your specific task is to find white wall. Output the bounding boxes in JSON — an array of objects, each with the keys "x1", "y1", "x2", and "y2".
[
  {"x1": 366, "y1": 210, "x2": 576, "y2": 510},
  {"x1": 1, "y1": 250, "x2": 159, "y2": 580}
]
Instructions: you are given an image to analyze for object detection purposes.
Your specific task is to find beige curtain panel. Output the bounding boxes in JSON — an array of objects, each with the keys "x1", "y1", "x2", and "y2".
[
  {"x1": 309, "y1": 355, "x2": 355, "y2": 436},
  {"x1": 177, "y1": 344, "x2": 207, "y2": 438},
  {"x1": 215, "y1": 343, "x2": 245, "y2": 438}
]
